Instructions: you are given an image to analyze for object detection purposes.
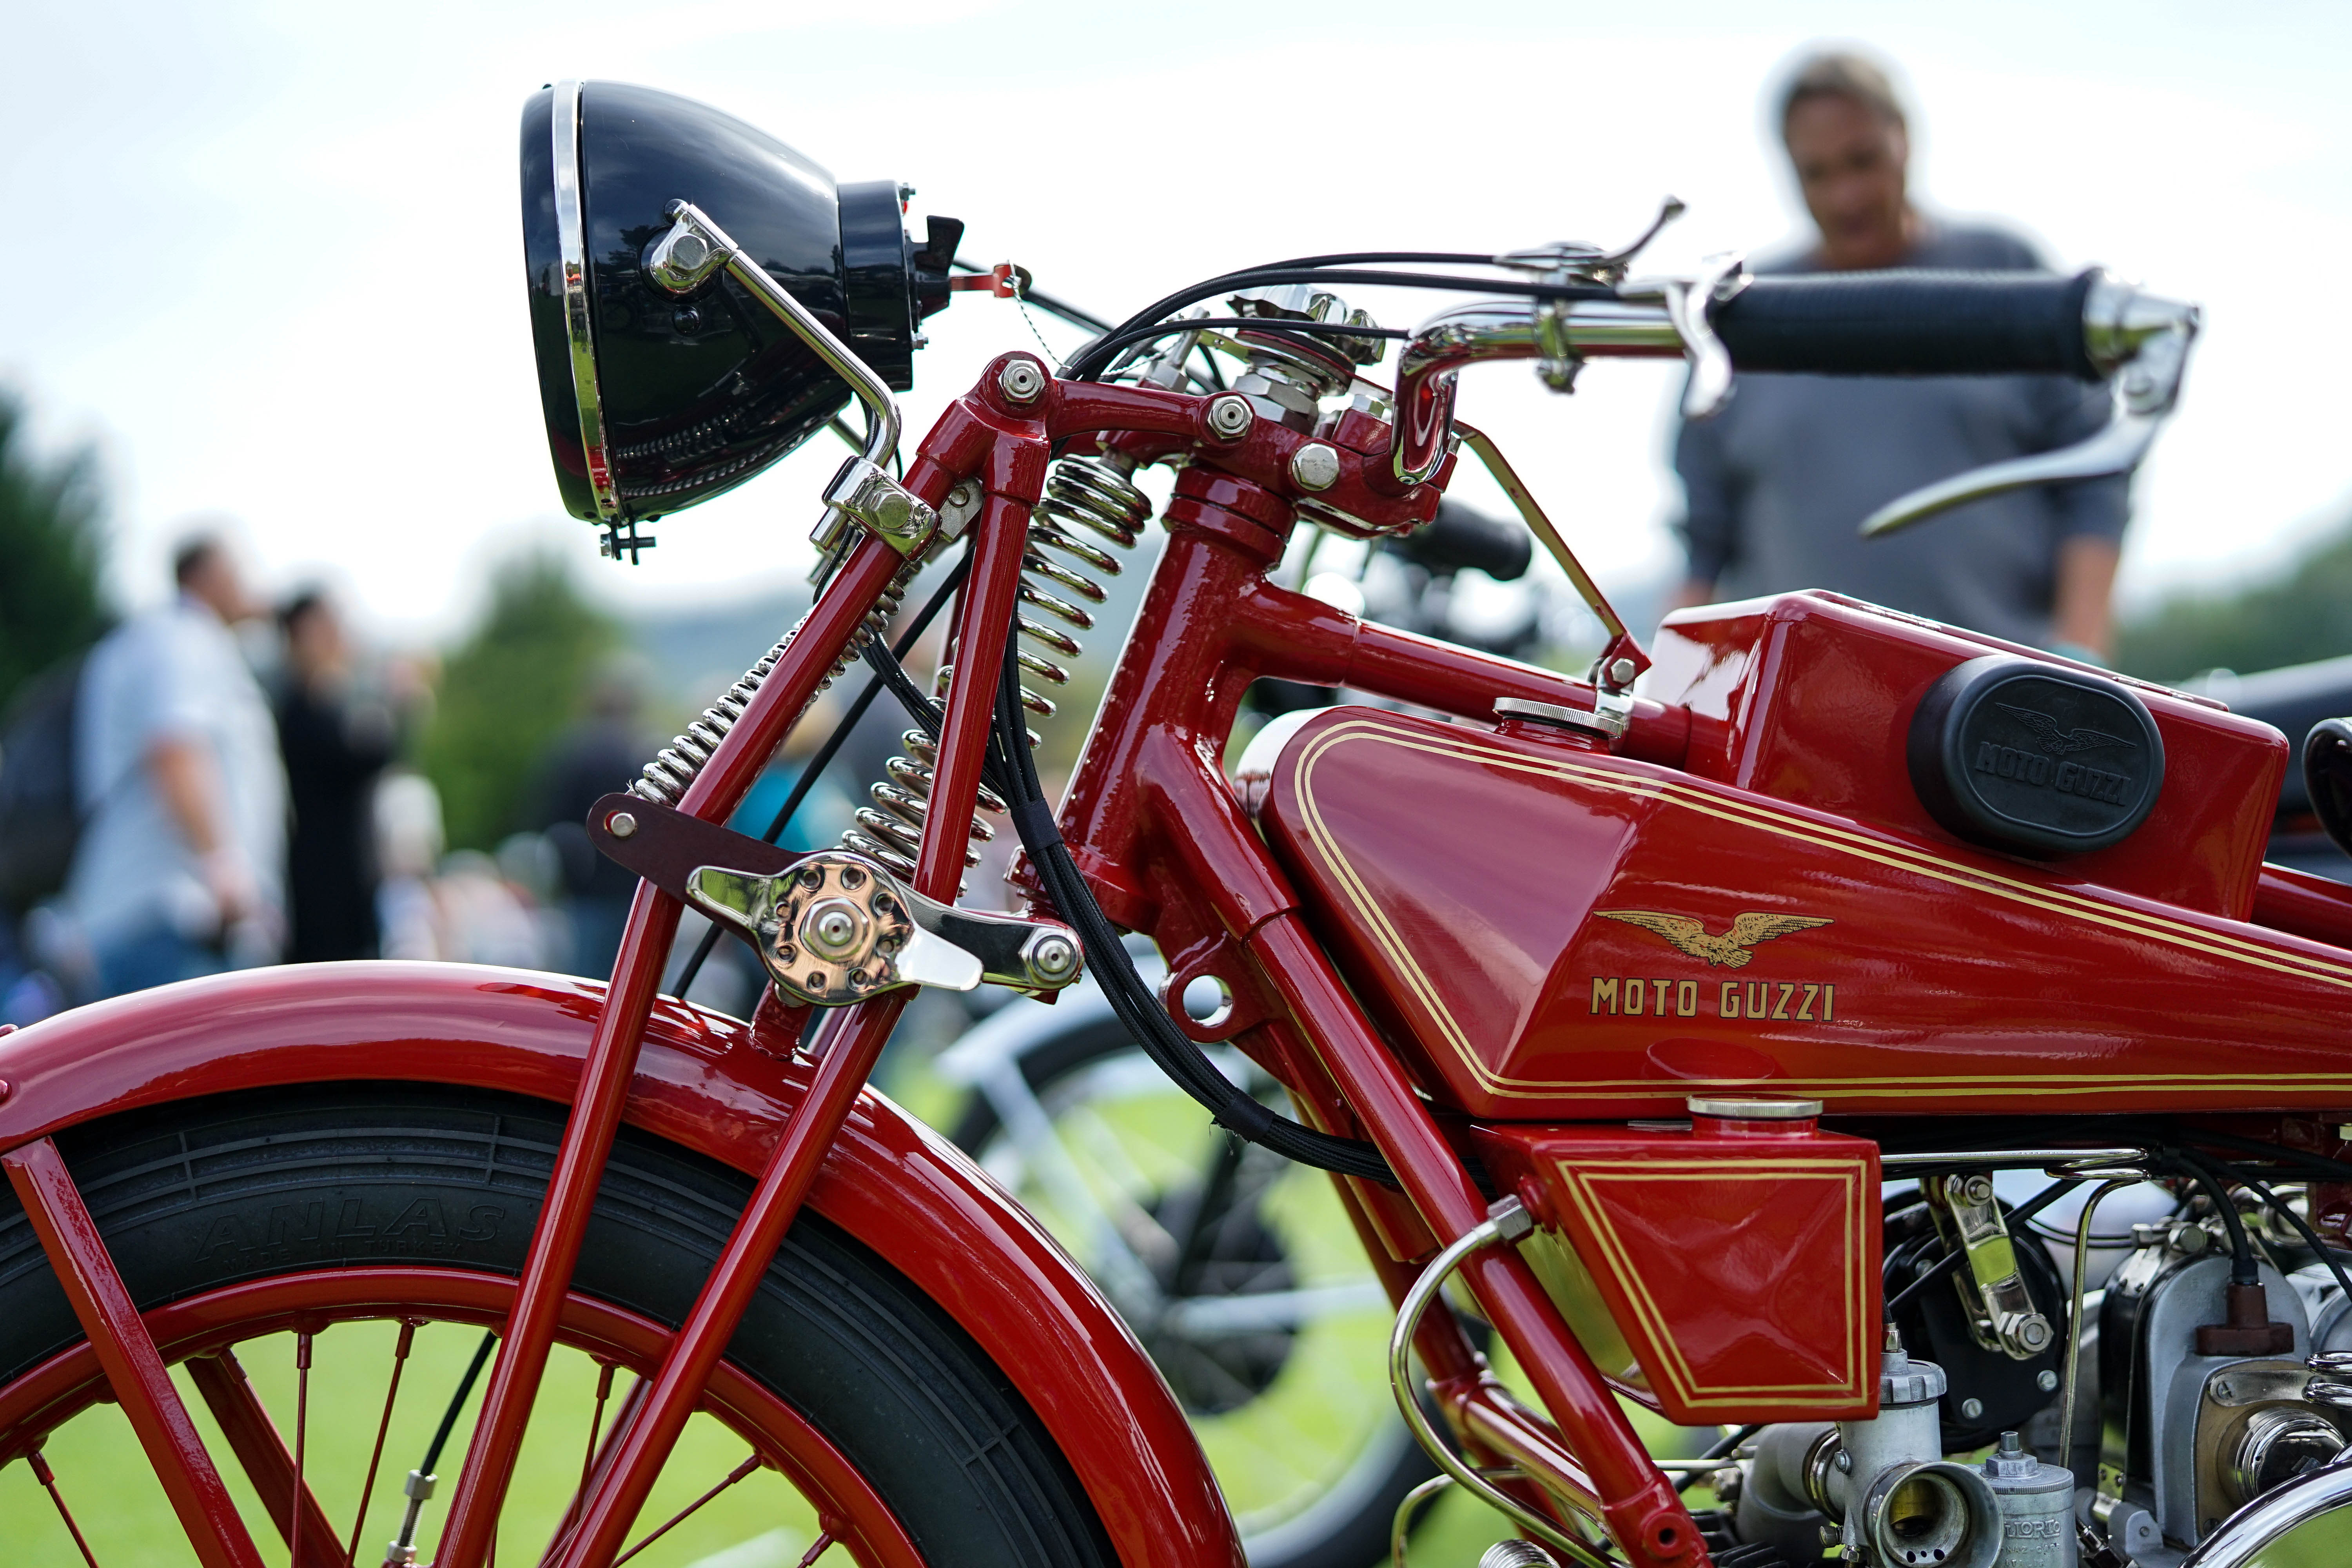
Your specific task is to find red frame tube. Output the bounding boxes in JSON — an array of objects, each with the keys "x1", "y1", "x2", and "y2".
[
  {"x1": 550, "y1": 995, "x2": 911, "y2": 1565},
  {"x1": 184, "y1": 1350, "x2": 344, "y2": 1568},
  {"x1": 552, "y1": 492, "x2": 1033, "y2": 1564},
  {"x1": 2, "y1": 1137, "x2": 265, "y2": 1568},
  {"x1": 438, "y1": 535, "x2": 914, "y2": 1566}
]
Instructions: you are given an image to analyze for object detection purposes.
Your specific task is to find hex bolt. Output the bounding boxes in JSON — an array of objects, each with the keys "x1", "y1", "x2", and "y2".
[
  {"x1": 1606, "y1": 656, "x2": 1638, "y2": 688},
  {"x1": 1206, "y1": 394, "x2": 1254, "y2": 440},
  {"x1": 1289, "y1": 443, "x2": 1341, "y2": 491},
  {"x1": 607, "y1": 811, "x2": 638, "y2": 839},
  {"x1": 998, "y1": 359, "x2": 1046, "y2": 403},
  {"x1": 1962, "y1": 1174, "x2": 1996, "y2": 1205}
]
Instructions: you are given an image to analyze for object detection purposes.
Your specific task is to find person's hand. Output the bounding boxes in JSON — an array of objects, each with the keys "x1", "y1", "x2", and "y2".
[{"x1": 197, "y1": 847, "x2": 259, "y2": 931}]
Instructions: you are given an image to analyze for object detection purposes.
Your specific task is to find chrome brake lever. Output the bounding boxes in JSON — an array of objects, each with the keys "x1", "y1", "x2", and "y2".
[
  {"x1": 1860, "y1": 274, "x2": 2200, "y2": 538},
  {"x1": 1618, "y1": 252, "x2": 1750, "y2": 420}
]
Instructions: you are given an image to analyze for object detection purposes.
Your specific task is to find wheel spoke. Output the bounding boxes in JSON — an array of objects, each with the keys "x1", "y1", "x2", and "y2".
[
  {"x1": 344, "y1": 1320, "x2": 418, "y2": 1568},
  {"x1": 291, "y1": 1330, "x2": 313, "y2": 1568},
  {"x1": 548, "y1": 1370, "x2": 649, "y2": 1561},
  {"x1": 611, "y1": 1453, "x2": 763, "y2": 1567},
  {"x1": 29, "y1": 1448, "x2": 103, "y2": 1568},
  {"x1": 580, "y1": 1362, "x2": 618, "y2": 1498},
  {"x1": 183, "y1": 1348, "x2": 343, "y2": 1567}
]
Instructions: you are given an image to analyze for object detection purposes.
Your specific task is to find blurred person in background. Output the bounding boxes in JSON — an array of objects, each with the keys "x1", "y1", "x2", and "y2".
[
  {"x1": 535, "y1": 653, "x2": 653, "y2": 978},
  {"x1": 1671, "y1": 49, "x2": 2127, "y2": 661},
  {"x1": 67, "y1": 534, "x2": 285, "y2": 996},
  {"x1": 274, "y1": 588, "x2": 404, "y2": 962}
]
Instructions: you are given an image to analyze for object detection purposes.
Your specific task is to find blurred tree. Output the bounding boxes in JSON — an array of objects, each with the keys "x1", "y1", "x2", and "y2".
[
  {"x1": 0, "y1": 393, "x2": 109, "y2": 717},
  {"x1": 419, "y1": 551, "x2": 619, "y2": 851},
  {"x1": 2115, "y1": 517, "x2": 2352, "y2": 683}
]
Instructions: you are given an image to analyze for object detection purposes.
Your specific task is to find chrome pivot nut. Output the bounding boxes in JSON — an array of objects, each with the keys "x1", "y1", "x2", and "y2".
[
  {"x1": 1020, "y1": 929, "x2": 1081, "y2": 987},
  {"x1": 1205, "y1": 393, "x2": 1254, "y2": 440},
  {"x1": 997, "y1": 358, "x2": 1047, "y2": 403}
]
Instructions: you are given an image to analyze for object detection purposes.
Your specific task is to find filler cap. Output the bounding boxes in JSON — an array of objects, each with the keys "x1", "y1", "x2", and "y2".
[{"x1": 1907, "y1": 655, "x2": 2164, "y2": 856}]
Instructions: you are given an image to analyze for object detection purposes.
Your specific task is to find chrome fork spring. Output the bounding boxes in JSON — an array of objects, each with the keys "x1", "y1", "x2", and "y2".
[
  {"x1": 840, "y1": 454, "x2": 1151, "y2": 883},
  {"x1": 631, "y1": 563, "x2": 915, "y2": 808}
]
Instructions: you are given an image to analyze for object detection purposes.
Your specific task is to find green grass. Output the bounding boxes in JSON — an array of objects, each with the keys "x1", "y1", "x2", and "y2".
[{"x1": 1, "y1": 1322, "x2": 814, "y2": 1567}]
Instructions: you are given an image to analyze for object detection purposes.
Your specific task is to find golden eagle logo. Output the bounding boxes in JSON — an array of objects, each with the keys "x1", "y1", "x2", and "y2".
[{"x1": 1595, "y1": 910, "x2": 1833, "y2": 968}]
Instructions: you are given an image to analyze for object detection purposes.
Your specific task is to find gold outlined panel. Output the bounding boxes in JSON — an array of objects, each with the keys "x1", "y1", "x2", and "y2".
[
  {"x1": 1551, "y1": 1156, "x2": 1869, "y2": 1412},
  {"x1": 1282, "y1": 716, "x2": 2352, "y2": 1103}
]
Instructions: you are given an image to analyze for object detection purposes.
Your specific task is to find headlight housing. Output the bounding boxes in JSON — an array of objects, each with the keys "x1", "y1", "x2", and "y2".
[{"x1": 521, "y1": 81, "x2": 955, "y2": 528}]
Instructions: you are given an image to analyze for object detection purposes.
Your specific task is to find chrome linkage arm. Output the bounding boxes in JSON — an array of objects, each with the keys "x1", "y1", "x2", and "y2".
[
  {"x1": 1859, "y1": 275, "x2": 2201, "y2": 537},
  {"x1": 586, "y1": 792, "x2": 1083, "y2": 1006},
  {"x1": 642, "y1": 200, "x2": 938, "y2": 560}
]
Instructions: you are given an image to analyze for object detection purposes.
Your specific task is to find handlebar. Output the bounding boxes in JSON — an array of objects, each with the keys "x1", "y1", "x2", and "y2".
[
  {"x1": 1711, "y1": 270, "x2": 2099, "y2": 379},
  {"x1": 1389, "y1": 499, "x2": 1534, "y2": 582},
  {"x1": 1390, "y1": 266, "x2": 2199, "y2": 531}
]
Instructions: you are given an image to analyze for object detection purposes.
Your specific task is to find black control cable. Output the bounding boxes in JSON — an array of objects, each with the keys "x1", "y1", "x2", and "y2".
[
  {"x1": 2170, "y1": 1147, "x2": 2263, "y2": 1287},
  {"x1": 668, "y1": 552, "x2": 972, "y2": 1001},
  {"x1": 2225, "y1": 1162, "x2": 2352, "y2": 1306},
  {"x1": 1084, "y1": 317, "x2": 1410, "y2": 376},
  {"x1": 983, "y1": 635, "x2": 1397, "y2": 1185},
  {"x1": 1675, "y1": 1423, "x2": 1763, "y2": 1495},
  {"x1": 1067, "y1": 266, "x2": 1614, "y2": 382}
]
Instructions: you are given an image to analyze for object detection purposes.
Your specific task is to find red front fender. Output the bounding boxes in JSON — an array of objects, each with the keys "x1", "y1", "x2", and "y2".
[{"x1": 0, "y1": 961, "x2": 1241, "y2": 1568}]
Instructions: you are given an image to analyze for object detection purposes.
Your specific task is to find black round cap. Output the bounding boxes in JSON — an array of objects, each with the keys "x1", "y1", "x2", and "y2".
[
  {"x1": 1907, "y1": 655, "x2": 2165, "y2": 856},
  {"x1": 2307, "y1": 718, "x2": 2352, "y2": 859}
]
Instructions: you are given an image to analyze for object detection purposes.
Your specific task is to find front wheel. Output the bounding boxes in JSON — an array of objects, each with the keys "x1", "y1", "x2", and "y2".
[{"x1": 0, "y1": 1083, "x2": 1116, "y2": 1568}]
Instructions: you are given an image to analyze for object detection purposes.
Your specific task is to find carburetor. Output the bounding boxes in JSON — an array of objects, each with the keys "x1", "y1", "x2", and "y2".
[{"x1": 1735, "y1": 1327, "x2": 2011, "y2": 1568}]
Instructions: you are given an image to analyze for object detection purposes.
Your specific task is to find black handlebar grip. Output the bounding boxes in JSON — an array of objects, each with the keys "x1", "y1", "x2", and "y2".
[
  {"x1": 1711, "y1": 269, "x2": 2100, "y2": 380},
  {"x1": 1389, "y1": 500, "x2": 1533, "y2": 581}
]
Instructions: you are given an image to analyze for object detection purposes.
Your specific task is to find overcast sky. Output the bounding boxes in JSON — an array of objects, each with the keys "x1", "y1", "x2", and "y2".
[{"x1": 5, "y1": 0, "x2": 2347, "y2": 641}]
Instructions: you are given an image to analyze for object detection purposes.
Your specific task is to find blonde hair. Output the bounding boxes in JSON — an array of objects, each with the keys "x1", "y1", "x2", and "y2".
[{"x1": 1778, "y1": 50, "x2": 1907, "y2": 140}]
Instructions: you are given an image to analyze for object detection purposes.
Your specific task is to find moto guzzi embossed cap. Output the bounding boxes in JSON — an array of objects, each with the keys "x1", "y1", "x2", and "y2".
[{"x1": 1908, "y1": 654, "x2": 2165, "y2": 855}]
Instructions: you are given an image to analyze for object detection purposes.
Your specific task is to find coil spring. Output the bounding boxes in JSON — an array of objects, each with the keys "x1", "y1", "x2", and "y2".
[
  {"x1": 630, "y1": 563, "x2": 916, "y2": 807},
  {"x1": 841, "y1": 454, "x2": 1151, "y2": 881}
]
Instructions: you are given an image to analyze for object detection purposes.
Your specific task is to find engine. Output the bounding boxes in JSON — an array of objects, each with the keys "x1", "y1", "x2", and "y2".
[{"x1": 1716, "y1": 1184, "x2": 2352, "y2": 1568}]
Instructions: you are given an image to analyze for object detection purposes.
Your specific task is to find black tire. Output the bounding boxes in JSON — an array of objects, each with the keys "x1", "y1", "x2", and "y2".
[
  {"x1": 951, "y1": 1017, "x2": 1438, "y2": 1568},
  {"x1": 0, "y1": 1082, "x2": 1116, "y2": 1568}
]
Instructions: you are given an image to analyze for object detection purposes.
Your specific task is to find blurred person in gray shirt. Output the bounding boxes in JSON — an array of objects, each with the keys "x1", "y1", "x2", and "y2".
[
  {"x1": 69, "y1": 535, "x2": 286, "y2": 996},
  {"x1": 1671, "y1": 51, "x2": 2126, "y2": 661}
]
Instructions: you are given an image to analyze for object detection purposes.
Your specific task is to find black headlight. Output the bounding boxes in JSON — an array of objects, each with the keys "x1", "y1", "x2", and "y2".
[{"x1": 521, "y1": 81, "x2": 957, "y2": 526}]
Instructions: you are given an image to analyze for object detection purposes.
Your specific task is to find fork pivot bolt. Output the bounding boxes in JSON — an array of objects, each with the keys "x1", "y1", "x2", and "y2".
[{"x1": 998, "y1": 359, "x2": 1046, "y2": 403}]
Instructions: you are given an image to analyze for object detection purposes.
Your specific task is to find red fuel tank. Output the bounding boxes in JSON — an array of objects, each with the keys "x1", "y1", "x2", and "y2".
[{"x1": 1249, "y1": 593, "x2": 2348, "y2": 1121}]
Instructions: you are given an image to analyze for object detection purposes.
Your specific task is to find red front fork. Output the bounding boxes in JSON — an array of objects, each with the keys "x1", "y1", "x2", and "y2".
[{"x1": 441, "y1": 370, "x2": 1062, "y2": 1563}]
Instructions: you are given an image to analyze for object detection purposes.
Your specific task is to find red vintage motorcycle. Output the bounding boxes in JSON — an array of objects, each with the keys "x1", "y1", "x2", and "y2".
[{"x1": 7, "y1": 79, "x2": 2352, "y2": 1568}]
